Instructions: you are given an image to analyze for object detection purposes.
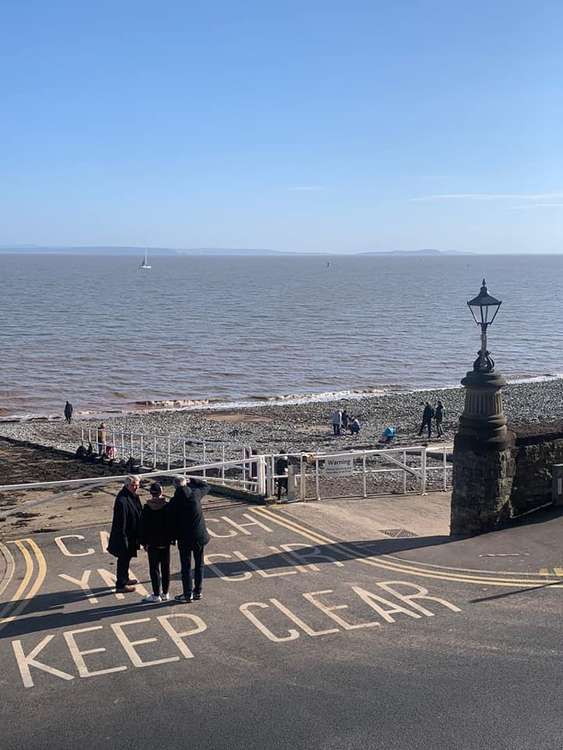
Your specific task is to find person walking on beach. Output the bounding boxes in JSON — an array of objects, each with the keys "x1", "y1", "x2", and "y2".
[
  {"x1": 331, "y1": 409, "x2": 343, "y2": 436},
  {"x1": 435, "y1": 401, "x2": 444, "y2": 438},
  {"x1": 97, "y1": 422, "x2": 107, "y2": 456},
  {"x1": 275, "y1": 450, "x2": 289, "y2": 502},
  {"x1": 64, "y1": 401, "x2": 73, "y2": 424},
  {"x1": 139, "y1": 482, "x2": 173, "y2": 603},
  {"x1": 107, "y1": 475, "x2": 142, "y2": 593},
  {"x1": 418, "y1": 402, "x2": 434, "y2": 439},
  {"x1": 168, "y1": 476, "x2": 210, "y2": 603},
  {"x1": 341, "y1": 410, "x2": 350, "y2": 432}
]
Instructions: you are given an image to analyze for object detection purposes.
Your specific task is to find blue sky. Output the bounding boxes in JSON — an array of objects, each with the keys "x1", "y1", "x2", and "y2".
[{"x1": 1, "y1": 0, "x2": 561, "y2": 253}]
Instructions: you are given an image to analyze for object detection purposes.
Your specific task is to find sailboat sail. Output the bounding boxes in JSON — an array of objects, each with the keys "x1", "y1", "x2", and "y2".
[{"x1": 139, "y1": 251, "x2": 151, "y2": 270}]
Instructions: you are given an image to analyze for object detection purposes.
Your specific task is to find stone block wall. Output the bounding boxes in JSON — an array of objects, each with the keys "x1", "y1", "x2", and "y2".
[
  {"x1": 451, "y1": 420, "x2": 563, "y2": 535},
  {"x1": 509, "y1": 421, "x2": 563, "y2": 515}
]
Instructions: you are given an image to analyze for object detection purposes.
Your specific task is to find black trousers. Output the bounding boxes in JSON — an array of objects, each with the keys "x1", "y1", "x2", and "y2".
[
  {"x1": 147, "y1": 546, "x2": 171, "y2": 595},
  {"x1": 178, "y1": 544, "x2": 205, "y2": 596},
  {"x1": 116, "y1": 553, "x2": 132, "y2": 588},
  {"x1": 333, "y1": 424, "x2": 341, "y2": 435},
  {"x1": 276, "y1": 477, "x2": 288, "y2": 501},
  {"x1": 418, "y1": 419, "x2": 432, "y2": 438},
  {"x1": 436, "y1": 419, "x2": 443, "y2": 436}
]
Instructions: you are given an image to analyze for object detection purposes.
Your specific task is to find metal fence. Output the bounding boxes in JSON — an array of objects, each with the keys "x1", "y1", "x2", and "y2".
[
  {"x1": 267, "y1": 445, "x2": 452, "y2": 502},
  {"x1": 3, "y1": 442, "x2": 451, "y2": 502},
  {"x1": 80, "y1": 426, "x2": 250, "y2": 474}
]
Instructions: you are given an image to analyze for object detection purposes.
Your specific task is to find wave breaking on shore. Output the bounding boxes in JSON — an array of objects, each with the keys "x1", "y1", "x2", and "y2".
[{"x1": 1, "y1": 373, "x2": 562, "y2": 424}]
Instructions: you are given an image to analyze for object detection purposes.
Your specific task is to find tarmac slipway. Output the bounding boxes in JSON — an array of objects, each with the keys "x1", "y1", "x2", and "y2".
[{"x1": 0, "y1": 491, "x2": 562, "y2": 750}]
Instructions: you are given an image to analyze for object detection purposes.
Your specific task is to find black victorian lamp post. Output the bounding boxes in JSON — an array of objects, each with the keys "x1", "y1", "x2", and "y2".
[
  {"x1": 467, "y1": 279, "x2": 502, "y2": 373},
  {"x1": 451, "y1": 277, "x2": 510, "y2": 535}
]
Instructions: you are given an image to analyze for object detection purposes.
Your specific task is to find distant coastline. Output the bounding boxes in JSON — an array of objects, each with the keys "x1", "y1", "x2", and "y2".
[{"x1": 0, "y1": 245, "x2": 473, "y2": 256}]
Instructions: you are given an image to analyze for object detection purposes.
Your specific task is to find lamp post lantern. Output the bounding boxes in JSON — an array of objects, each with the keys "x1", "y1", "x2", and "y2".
[{"x1": 466, "y1": 279, "x2": 502, "y2": 373}]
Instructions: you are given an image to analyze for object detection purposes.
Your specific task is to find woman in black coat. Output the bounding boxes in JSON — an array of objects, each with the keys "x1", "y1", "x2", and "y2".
[
  {"x1": 168, "y1": 476, "x2": 210, "y2": 602},
  {"x1": 107, "y1": 475, "x2": 142, "y2": 592}
]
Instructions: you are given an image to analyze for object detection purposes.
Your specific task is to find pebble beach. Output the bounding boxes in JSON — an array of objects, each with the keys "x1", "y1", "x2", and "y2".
[{"x1": 1, "y1": 378, "x2": 561, "y2": 458}]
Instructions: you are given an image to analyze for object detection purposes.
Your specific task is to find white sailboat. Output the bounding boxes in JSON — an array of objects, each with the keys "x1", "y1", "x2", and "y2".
[{"x1": 139, "y1": 251, "x2": 151, "y2": 270}]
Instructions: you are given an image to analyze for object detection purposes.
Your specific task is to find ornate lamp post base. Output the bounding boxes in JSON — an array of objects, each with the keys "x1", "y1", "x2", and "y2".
[
  {"x1": 451, "y1": 369, "x2": 514, "y2": 536},
  {"x1": 457, "y1": 369, "x2": 508, "y2": 448}
]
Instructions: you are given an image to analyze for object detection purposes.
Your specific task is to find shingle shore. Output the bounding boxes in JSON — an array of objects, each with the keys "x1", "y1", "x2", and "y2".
[{"x1": 0, "y1": 379, "x2": 561, "y2": 457}]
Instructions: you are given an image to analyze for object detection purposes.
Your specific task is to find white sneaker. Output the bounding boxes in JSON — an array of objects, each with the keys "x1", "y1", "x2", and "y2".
[
  {"x1": 143, "y1": 594, "x2": 161, "y2": 603},
  {"x1": 160, "y1": 593, "x2": 170, "y2": 602}
]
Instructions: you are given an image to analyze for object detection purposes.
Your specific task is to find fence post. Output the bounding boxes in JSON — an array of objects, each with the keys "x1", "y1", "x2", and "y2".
[
  {"x1": 299, "y1": 454, "x2": 306, "y2": 501},
  {"x1": 421, "y1": 447, "x2": 427, "y2": 495},
  {"x1": 167, "y1": 436, "x2": 171, "y2": 471},
  {"x1": 267, "y1": 455, "x2": 275, "y2": 497},
  {"x1": 140, "y1": 435, "x2": 144, "y2": 467},
  {"x1": 315, "y1": 458, "x2": 320, "y2": 501},
  {"x1": 256, "y1": 456, "x2": 267, "y2": 495},
  {"x1": 362, "y1": 454, "x2": 367, "y2": 498},
  {"x1": 221, "y1": 445, "x2": 226, "y2": 484},
  {"x1": 403, "y1": 450, "x2": 407, "y2": 494},
  {"x1": 111, "y1": 427, "x2": 116, "y2": 456},
  {"x1": 443, "y1": 446, "x2": 448, "y2": 491},
  {"x1": 87, "y1": 426, "x2": 92, "y2": 445},
  {"x1": 183, "y1": 440, "x2": 187, "y2": 470},
  {"x1": 153, "y1": 436, "x2": 157, "y2": 469},
  {"x1": 202, "y1": 442, "x2": 207, "y2": 478},
  {"x1": 80, "y1": 427, "x2": 84, "y2": 446}
]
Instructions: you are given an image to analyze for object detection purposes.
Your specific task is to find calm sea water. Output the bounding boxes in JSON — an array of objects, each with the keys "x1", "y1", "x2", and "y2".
[{"x1": 1, "y1": 253, "x2": 561, "y2": 417}]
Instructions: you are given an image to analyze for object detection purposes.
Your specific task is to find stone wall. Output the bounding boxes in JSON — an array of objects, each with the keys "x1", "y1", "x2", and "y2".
[
  {"x1": 451, "y1": 421, "x2": 563, "y2": 535},
  {"x1": 509, "y1": 421, "x2": 563, "y2": 515}
]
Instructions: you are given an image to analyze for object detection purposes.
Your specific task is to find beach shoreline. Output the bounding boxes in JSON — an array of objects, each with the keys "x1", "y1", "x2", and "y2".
[{"x1": 1, "y1": 378, "x2": 562, "y2": 458}]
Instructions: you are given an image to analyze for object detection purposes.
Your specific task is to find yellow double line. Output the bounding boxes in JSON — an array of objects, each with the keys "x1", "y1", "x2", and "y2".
[
  {"x1": 0, "y1": 538, "x2": 47, "y2": 627},
  {"x1": 250, "y1": 507, "x2": 563, "y2": 589}
]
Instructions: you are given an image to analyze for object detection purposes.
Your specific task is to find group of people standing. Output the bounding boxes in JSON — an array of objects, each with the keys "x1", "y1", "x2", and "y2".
[
  {"x1": 331, "y1": 410, "x2": 361, "y2": 436},
  {"x1": 107, "y1": 474, "x2": 210, "y2": 603}
]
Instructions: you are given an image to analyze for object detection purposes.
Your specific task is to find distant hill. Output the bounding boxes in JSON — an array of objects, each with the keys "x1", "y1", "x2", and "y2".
[
  {"x1": 360, "y1": 249, "x2": 471, "y2": 256},
  {"x1": 0, "y1": 246, "x2": 287, "y2": 256},
  {"x1": 0, "y1": 245, "x2": 473, "y2": 256}
]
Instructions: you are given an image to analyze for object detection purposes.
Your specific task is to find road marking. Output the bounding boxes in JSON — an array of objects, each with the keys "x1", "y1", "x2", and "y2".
[
  {"x1": 251, "y1": 508, "x2": 563, "y2": 588},
  {"x1": 0, "y1": 539, "x2": 47, "y2": 627},
  {"x1": 55, "y1": 535, "x2": 95, "y2": 557},
  {"x1": 24, "y1": 539, "x2": 47, "y2": 601},
  {"x1": 240, "y1": 582, "x2": 461, "y2": 644},
  {"x1": 0, "y1": 541, "x2": 35, "y2": 626},
  {"x1": 0, "y1": 541, "x2": 16, "y2": 599},
  {"x1": 63, "y1": 625, "x2": 127, "y2": 678},
  {"x1": 539, "y1": 567, "x2": 563, "y2": 577},
  {"x1": 12, "y1": 635, "x2": 75, "y2": 688}
]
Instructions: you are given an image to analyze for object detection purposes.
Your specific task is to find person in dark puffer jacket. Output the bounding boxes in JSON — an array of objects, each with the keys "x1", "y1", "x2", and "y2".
[
  {"x1": 139, "y1": 482, "x2": 173, "y2": 603},
  {"x1": 168, "y1": 475, "x2": 210, "y2": 603}
]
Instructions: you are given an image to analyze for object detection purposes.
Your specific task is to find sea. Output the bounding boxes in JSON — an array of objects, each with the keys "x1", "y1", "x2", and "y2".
[{"x1": 1, "y1": 253, "x2": 561, "y2": 419}]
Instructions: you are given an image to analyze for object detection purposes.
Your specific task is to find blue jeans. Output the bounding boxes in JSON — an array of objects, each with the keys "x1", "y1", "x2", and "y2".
[{"x1": 178, "y1": 544, "x2": 205, "y2": 597}]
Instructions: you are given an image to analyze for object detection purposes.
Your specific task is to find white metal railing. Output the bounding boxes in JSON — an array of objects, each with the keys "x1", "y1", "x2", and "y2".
[
  {"x1": 0, "y1": 455, "x2": 268, "y2": 495},
  {"x1": 2, "y1": 444, "x2": 451, "y2": 502},
  {"x1": 266, "y1": 445, "x2": 452, "y2": 502},
  {"x1": 80, "y1": 426, "x2": 250, "y2": 473}
]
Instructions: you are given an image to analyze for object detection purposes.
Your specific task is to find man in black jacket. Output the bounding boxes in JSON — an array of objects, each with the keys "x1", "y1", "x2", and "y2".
[
  {"x1": 139, "y1": 482, "x2": 173, "y2": 603},
  {"x1": 168, "y1": 475, "x2": 210, "y2": 602},
  {"x1": 107, "y1": 475, "x2": 143, "y2": 593},
  {"x1": 64, "y1": 400, "x2": 73, "y2": 424},
  {"x1": 418, "y1": 402, "x2": 434, "y2": 439}
]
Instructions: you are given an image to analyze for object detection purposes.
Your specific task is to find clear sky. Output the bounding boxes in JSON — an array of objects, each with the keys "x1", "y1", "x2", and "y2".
[{"x1": 1, "y1": 0, "x2": 561, "y2": 253}]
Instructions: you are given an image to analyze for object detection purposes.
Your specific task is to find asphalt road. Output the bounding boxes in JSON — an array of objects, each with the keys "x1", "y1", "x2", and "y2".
[{"x1": 0, "y1": 503, "x2": 562, "y2": 750}]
